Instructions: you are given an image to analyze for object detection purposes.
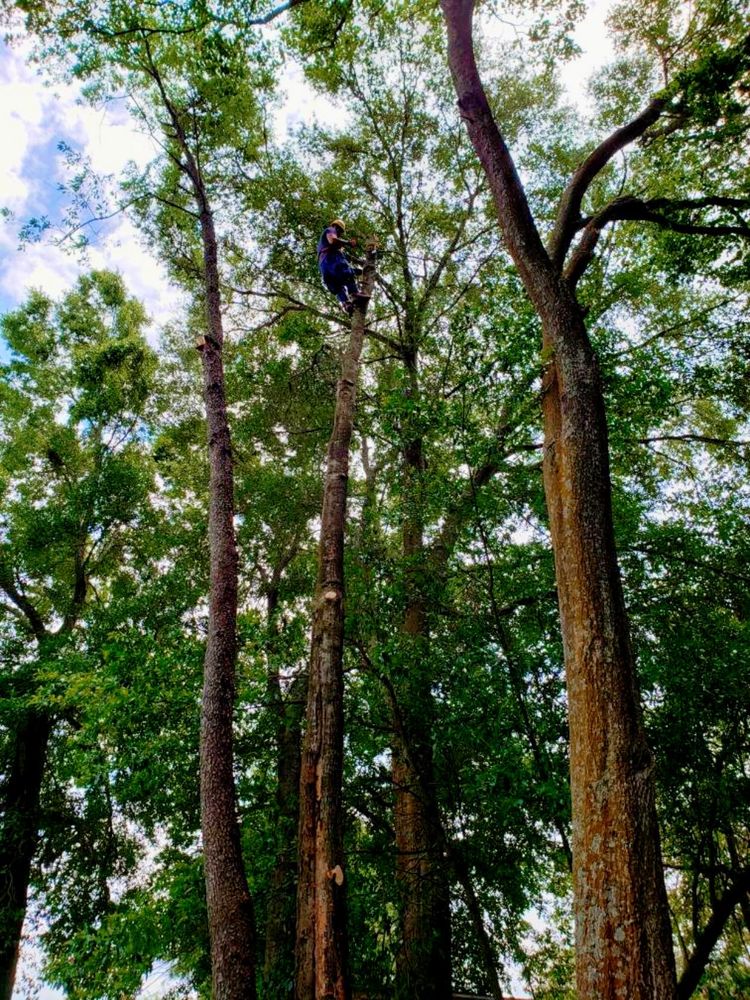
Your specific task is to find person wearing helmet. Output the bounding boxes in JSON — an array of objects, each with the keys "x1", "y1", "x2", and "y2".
[{"x1": 317, "y1": 219, "x2": 370, "y2": 315}]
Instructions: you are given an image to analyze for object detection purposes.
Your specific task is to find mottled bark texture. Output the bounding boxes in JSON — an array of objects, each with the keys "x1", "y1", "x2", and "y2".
[
  {"x1": 441, "y1": 3, "x2": 677, "y2": 998},
  {"x1": 393, "y1": 351, "x2": 452, "y2": 1000},
  {"x1": 295, "y1": 250, "x2": 377, "y2": 1000},
  {"x1": 0, "y1": 711, "x2": 51, "y2": 1000},
  {"x1": 143, "y1": 35, "x2": 259, "y2": 994},
  {"x1": 197, "y1": 202, "x2": 258, "y2": 1000}
]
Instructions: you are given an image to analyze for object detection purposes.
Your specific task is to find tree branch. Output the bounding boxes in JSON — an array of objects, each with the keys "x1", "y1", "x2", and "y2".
[
  {"x1": 564, "y1": 195, "x2": 750, "y2": 289},
  {"x1": 636, "y1": 434, "x2": 749, "y2": 449},
  {"x1": 244, "y1": 0, "x2": 308, "y2": 25},
  {"x1": 548, "y1": 97, "x2": 666, "y2": 269},
  {"x1": 677, "y1": 871, "x2": 750, "y2": 1000},
  {"x1": 0, "y1": 564, "x2": 46, "y2": 640}
]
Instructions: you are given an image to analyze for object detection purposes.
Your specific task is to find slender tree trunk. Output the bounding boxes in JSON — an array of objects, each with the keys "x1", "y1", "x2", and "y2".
[
  {"x1": 264, "y1": 590, "x2": 307, "y2": 997},
  {"x1": 144, "y1": 51, "x2": 258, "y2": 991},
  {"x1": 197, "y1": 202, "x2": 258, "y2": 1000},
  {"x1": 393, "y1": 350, "x2": 452, "y2": 1000},
  {"x1": 0, "y1": 711, "x2": 51, "y2": 1000},
  {"x1": 384, "y1": 672, "x2": 502, "y2": 1000},
  {"x1": 392, "y1": 737, "x2": 452, "y2": 1000},
  {"x1": 441, "y1": 4, "x2": 677, "y2": 997},
  {"x1": 295, "y1": 250, "x2": 376, "y2": 1000},
  {"x1": 676, "y1": 870, "x2": 750, "y2": 1000}
]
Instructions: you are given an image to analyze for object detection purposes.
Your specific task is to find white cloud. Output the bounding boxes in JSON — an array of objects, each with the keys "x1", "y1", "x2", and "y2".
[{"x1": 0, "y1": 40, "x2": 182, "y2": 337}]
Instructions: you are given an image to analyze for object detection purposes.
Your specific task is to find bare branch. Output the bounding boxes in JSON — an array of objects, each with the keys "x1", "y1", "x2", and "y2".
[
  {"x1": 636, "y1": 434, "x2": 749, "y2": 448},
  {"x1": 245, "y1": 0, "x2": 309, "y2": 26}
]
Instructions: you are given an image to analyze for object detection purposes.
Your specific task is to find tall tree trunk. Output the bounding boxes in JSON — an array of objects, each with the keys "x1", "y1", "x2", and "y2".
[
  {"x1": 295, "y1": 250, "x2": 376, "y2": 1000},
  {"x1": 441, "y1": 4, "x2": 677, "y2": 997},
  {"x1": 393, "y1": 349, "x2": 452, "y2": 1000},
  {"x1": 264, "y1": 589, "x2": 307, "y2": 998},
  {"x1": 145, "y1": 44, "x2": 259, "y2": 997},
  {"x1": 0, "y1": 711, "x2": 51, "y2": 1000},
  {"x1": 197, "y1": 202, "x2": 258, "y2": 1000}
]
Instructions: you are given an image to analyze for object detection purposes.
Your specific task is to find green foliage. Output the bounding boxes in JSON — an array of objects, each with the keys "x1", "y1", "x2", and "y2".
[{"x1": 3, "y1": 0, "x2": 750, "y2": 995}]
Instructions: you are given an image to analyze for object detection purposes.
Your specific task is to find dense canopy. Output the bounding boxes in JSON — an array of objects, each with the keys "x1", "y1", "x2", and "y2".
[{"x1": 0, "y1": 2, "x2": 748, "y2": 999}]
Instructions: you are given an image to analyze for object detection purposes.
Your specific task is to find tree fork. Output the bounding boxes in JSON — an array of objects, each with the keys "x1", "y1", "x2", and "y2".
[
  {"x1": 294, "y1": 246, "x2": 377, "y2": 1000},
  {"x1": 441, "y1": 2, "x2": 677, "y2": 997}
]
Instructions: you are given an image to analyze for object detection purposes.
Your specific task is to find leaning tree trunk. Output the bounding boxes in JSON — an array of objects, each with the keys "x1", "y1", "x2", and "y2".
[
  {"x1": 0, "y1": 711, "x2": 51, "y2": 1000},
  {"x1": 441, "y1": 3, "x2": 677, "y2": 998},
  {"x1": 295, "y1": 250, "x2": 377, "y2": 1000},
  {"x1": 197, "y1": 199, "x2": 258, "y2": 1000},
  {"x1": 392, "y1": 349, "x2": 452, "y2": 1000}
]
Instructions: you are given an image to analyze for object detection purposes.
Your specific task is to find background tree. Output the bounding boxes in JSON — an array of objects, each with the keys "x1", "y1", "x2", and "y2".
[{"x1": 0, "y1": 271, "x2": 157, "y2": 1000}]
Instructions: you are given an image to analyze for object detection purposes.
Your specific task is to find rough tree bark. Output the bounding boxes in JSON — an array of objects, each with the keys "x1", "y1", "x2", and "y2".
[
  {"x1": 441, "y1": 3, "x2": 678, "y2": 998},
  {"x1": 141, "y1": 39, "x2": 258, "y2": 998},
  {"x1": 294, "y1": 249, "x2": 377, "y2": 1000},
  {"x1": 196, "y1": 198, "x2": 258, "y2": 1000}
]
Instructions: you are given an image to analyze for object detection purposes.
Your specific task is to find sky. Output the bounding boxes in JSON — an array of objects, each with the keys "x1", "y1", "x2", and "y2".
[
  {"x1": 0, "y1": 38, "x2": 183, "y2": 333},
  {"x1": 2, "y1": 2, "x2": 616, "y2": 997},
  {"x1": 0, "y1": 0, "x2": 616, "y2": 341}
]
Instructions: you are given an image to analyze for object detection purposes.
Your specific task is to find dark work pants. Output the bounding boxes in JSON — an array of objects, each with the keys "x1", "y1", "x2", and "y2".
[{"x1": 319, "y1": 254, "x2": 358, "y2": 305}]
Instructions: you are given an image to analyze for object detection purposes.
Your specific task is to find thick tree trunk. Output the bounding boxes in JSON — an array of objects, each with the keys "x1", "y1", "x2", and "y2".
[
  {"x1": 295, "y1": 251, "x2": 376, "y2": 1000},
  {"x1": 264, "y1": 590, "x2": 307, "y2": 997},
  {"x1": 393, "y1": 352, "x2": 452, "y2": 1000},
  {"x1": 540, "y1": 302, "x2": 676, "y2": 1000},
  {"x1": 197, "y1": 204, "x2": 258, "y2": 1000},
  {"x1": 441, "y1": 4, "x2": 677, "y2": 998},
  {"x1": 0, "y1": 711, "x2": 51, "y2": 1000}
]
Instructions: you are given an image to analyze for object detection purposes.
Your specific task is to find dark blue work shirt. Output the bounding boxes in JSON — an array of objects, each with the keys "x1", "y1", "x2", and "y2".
[{"x1": 317, "y1": 227, "x2": 344, "y2": 264}]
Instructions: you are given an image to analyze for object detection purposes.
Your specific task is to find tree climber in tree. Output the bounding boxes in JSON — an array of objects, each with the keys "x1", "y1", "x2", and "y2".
[{"x1": 317, "y1": 218, "x2": 371, "y2": 314}]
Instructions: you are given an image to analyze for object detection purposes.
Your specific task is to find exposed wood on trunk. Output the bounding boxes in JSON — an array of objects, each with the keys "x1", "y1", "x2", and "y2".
[
  {"x1": 0, "y1": 711, "x2": 51, "y2": 1000},
  {"x1": 295, "y1": 250, "x2": 377, "y2": 1000},
  {"x1": 441, "y1": 3, "x2": 678, "y2": 997}
]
